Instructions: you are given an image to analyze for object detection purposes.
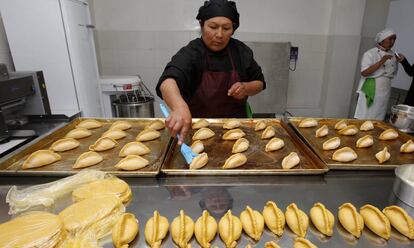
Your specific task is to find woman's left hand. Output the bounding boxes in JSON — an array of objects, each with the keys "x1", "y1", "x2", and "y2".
[{"x1": 228, "y1": 82, "x2": 247, "y2": 100}]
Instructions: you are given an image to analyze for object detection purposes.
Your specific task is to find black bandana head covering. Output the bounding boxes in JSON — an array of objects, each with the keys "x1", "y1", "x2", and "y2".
[{"x1": 196, "y1": 0, "x2": 240, "y2": 31}]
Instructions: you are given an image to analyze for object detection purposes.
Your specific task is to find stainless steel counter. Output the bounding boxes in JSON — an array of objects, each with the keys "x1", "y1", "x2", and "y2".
[{"x1": 0, "y1": 171, "x2": 413, "y2": 247}]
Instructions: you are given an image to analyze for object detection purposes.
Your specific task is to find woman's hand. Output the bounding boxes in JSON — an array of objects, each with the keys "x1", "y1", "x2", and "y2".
[
  {"x1": 396, "y1": 53, "x2": 405, "y2": 62},
  {"x1": 381, "y1": 54, "x2": 393, "y2": 63},
  {"x1": 227, "y1": 82, "x2": 247, "y2": 100},
  {"x1": 165, "y1": 104, "x2": 192, "y2": 145}
]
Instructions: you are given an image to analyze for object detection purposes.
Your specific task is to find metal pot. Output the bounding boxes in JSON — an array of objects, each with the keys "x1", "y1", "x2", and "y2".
[
  {"x1": 393, "y1": 164, "x2": 414, "y2": 208},
  {"x1": 389, "y1": 104, "x2": 414, "y2": 133},
  {"x1": 112, "y1": 97, "x2": 154, "y2": 118}
]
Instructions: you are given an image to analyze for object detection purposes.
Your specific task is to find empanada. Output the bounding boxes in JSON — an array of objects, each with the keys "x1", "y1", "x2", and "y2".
[
  {"x1": 298, "y1": 118, "x2": 318, "y2": 128},
  {"x1": 189, "y1": 152, "x2": 208, "y2": 170},
  {"x1": 219, "y1": 210, "x2": 242, "y2": 248},
  {"x1": 170, "y1": 210, "x2": 194, "y2": 248},
  {"x1": 240, "y1": 206, "x2": 264, "y2": 241},
  {"x1": 222, "y1": 128, "x2": 246, "y2": 140},
  {"x1": 262, "y1": 201, "x2": 285, "y2": 236},
  {"x1": 222, "y1": 153, "x2": 247, "y2": 169},
  {"x1": 310, "y1": 202, "x2": 334, "y2": 236},
  {"x1": 22, "y1": 150, "x2": 61, "y2": 169},
  {"x1": 145, "y1": 211, "x2": 169, "y2": 248},
  {"x1": 334, "y1": 120, "x2": 347, "y2": 130},
  {"x1": 265, "y1": 241, "x2": 281, "y2": 248},
  {"x1": 261, "y1": 126, "x2": 276, "y2": 139},
  {"x1": 110, "y1": 120, "x2": 132, "y2": 130},
  {"x1": 115, "y1": 155, "x2": 149, "y2": 171},
  {"x1": 338, "y1": 125, "x2": 359, "y2": 136},
  {"x1": 76, "y1": 119, "x2": 103, "y2": 129},
  {"x1": 89, "y1": 137, "x2": 118, "y2": 151},
  {"x1": 360, "y1": 120, "x2": 374, "y2": 131},
  {"x1": 360, "y1": 204, "x2": 391, "y2": 240},
  {"x1": 194, "y1": 210, "x2": 217, "y2": 248},
  {"x1": 223, "y1": 119, "x2": 241, "y2": 129},
  {"x1": 356, "y1": 135, "x2": 374, "y2": 148},
  {"x1": 112, "y1": 213, "x2": 139, "y2": 248},
  {"x1": 282, "y1": 152, "x2": 300, "y2": 169},
  {"x1": 72, "y1": 178, "x2": 132, "y2": 203},
  {"x1": 191, "y1": 140, "x2": 204, "y2": 154},
  {"x1": 50, "y1": 138, "x2": 80, "y2": 152},
  {"x1": 146, "y1": 119, "x2": 165, "y2": 130},
  {"x1": 192, "y1": 119, "x2": 210, "y2": 129},
  {"x1": 136, "y1": 128, "x2": 161, "y2": 142},
  {"x1": 383, "y1": 205, "x2": 414, "y2": 239},
  {"x1": 338, "y1": 203, "x2": 364, "y2": 238},
  {"x1": 294, "y1": 237, "x2": 318, "y2": 248},
  {"x1": 332, "y1": 147, "x2": 357, "y2": 162},
  {"x1": 102, "y1": 129, "x2": 127, "y2": 140},
  {"x1": 65, "y1": 127, "x2": 92, "y2": 139},
  {"x1": 315, "y1": 125, "x2": 328, "y2": 138},
  {"x1": 322, "y1": 137, "x2": 341, "y2": 150},
  {"x1": 193, "y1": 128, "x2": 215, "y2": 141},
  {"x1": 73, "y1": 151, "x2": 103, "y2": 169},
  {"x1": 232, "y1": 138, "x2": 249, "y2": 153},
  {"x1": 254, "y1": 120, "x2": 267, "y2": 131},
  {"x1": 265, "y1": 137, "x2": 285, "y2": 152},
  {"x1": 119, "y1": 141, "x2": 151, "y2": 157},
  {"x1": 285, "y1": 203, "x2": 309, "y2": 237},
  {"x1": 400, "y1": 140, "x2": 414, "y2": 153},
  {"x1": 375, "y1": 147, "x2": 390, "y2": 164},
  {"x1": 379, "y1": 128, "x2": 399, "y2": 140}
]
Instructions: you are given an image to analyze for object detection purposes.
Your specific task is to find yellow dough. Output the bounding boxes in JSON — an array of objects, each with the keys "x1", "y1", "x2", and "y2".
[
  {"x1": 72, "y1": 178, "x2": 132, "y2": 203},
  {"x1": 136, "y1": 128, "x2": 161, "y2": 142},
  {"x1": 264, "y1": 241, "x2": 281, "y2": 248},
  {"x1": 322, "y1": 137, "x2": 341, "y2": 151},
  {"x1": 383, "y1": 205, "x2": 414, "y2": 239},
  {"x1": 50, "y1": 138, "x2": 80, "y2": 152},
  {"x1": 115, "y1": 155, "x2": 149, "y2": 171},
  {"x1": 89, "y1": 137, "x2": 118, "y2": 152},
  {"x1": 332, "y1": 147, "x2": 357, "y2": 162},
  {"x1": 59, "y1": 195, "x2": 125, "y2": 239},
  {"x1": 76, "y1": 119, "x2": 103, "y2": 129},
  {"x1": 112, "y1": 213, "x2": 139, "y2": 248},
  {"x1": 22, "y1": 150, "x2": 61, "y2": 169},
  {"x1": 191, "y1": 140, "x2": 205, "y2": 154},
  {"x1": 110, "y1": 120, "x2": 132, "y2": 130},
  {"x1": 310, "y1": 202, "x2": 334, "y2": 236},
  {"x1": 194, "y1": 210, "x2": 218, "y2": 248},
  {"x1": 240, "y1": 206, "x2": 264, "y2": 241},
  {"x1": 73, "y1": 151, "x2": 103, "y2": 169},
  {"x1": 219, "y1": 210, "x2": 242, "y2": 248},
  {"x1": 265, "y1": 137, "x2": 285, "y2": 152},
  {"x1": 334, "y1": 119, "x2": 347, "y2": 130},
  {"x1": 338, "y1": 203, "x2": 364, "y2": 238},
  {"x1": 315, "y1": 125, "x2": 328, "y2": 138},
  {"x1": 65, "y1": 127, "x2": 92, "y2": 139},
  {"x1": 145, "y1": 211, "x2": 169, "y2": 248},
  {"x1": 360, "y1": 204, "x2": 391, "y2": 240},
  {"x1": 338, "y1": 125, "x2": 359, "y2": 136},
  {"x1": 379, "y1": 128, "x2": 399, "y2": 140},
  {"x1": 222, "y1": 128, "x2": 246, "y2": 140},
  {"x1": 146, "y1": 119, "x2": 165, "y2": 130},
  {"x1": 298, "y1": 118, "x2": 318, "y2": 128},
  {"x1": 223, "y1": 119, "x2": 241, "y2": 129},
  {"x1": 190, "y1": 152, "x2": 209, "y2": 170},
  {"x1": 254, "y1": 120, "x2": 267, "y2": 131},
  {"x1": 170, "y1": 210, "x2": 194, "y2": 248},
  {"x1": 119, "y1": 141, "x2": 151, "y2": 157},
  {"x1": 193, "y1": 127, "x2": 215, "y2": 140},
  {"x1": 282, "y1": 152, "x2": 300, "y2": 169},
  {"x1": 262, "y1": 201, "x2": 285, "y2": 236},
  {"x1": 232, "y1": 138, "x2": 249, "y2": 153},
  {"x1": 101, "y1": 129, "x2": 127, "y2": 140},
  {"x1": 192, "y1": 119, "x2": 210, "y2": 129},
  {"x1": 400, "y1": 140, "x2": 414, "y2": 153},
  {"x1": 0, "y1": 211, "x2": 64, "y2": 248},
  {"x1": 261, "y1": 126, "x2": 276, "y2": 139},
  {"x1": 285, "y1": 203, "x2": 309, "y2": 237},
  {"x1": 356, "y1": 135, "x2": 374, "y2": 148},
  {"x1": 294, "y1": 237, "x2": 318, "y2": 248},
  {"x1": 375, "y1": 147, "x2": 390, "y2": 164},
  {"x1": 360, "y1": 120, "x2": 374, "y2": 131},
  {"x1": 223, "y1": 153, "x2": 247, "y2": 169}
]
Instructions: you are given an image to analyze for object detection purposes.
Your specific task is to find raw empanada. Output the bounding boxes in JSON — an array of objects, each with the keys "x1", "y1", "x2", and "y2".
[
  {"x1": 379, "y1": 128, "x2": 399, "y2": 140},
  {"x1": 261, "y1": 126, "x2": 276, "y2": 139},
  {"x1": 110, "y1": 120, "x2": 132, "y2": 130},
  {"x1": 265, "y1": 241, "x2": 281, "y2": 248},
  {"x1": 136, "y1": 128, "x2": 161, "y2": 142},
  {"x1": 232, "y1": 138, "x2": 249, "y2": 153},
  {"x1": 222, "y1": 128, "x2": 246, "y2": 140},
  {"x1": 383, "y1": 205, "x2": 414, "y2": 239},
  {"x1": 332, "y1": 147, "x2": 357, "y2": 162},
  {"x1": 322, "y1": 137, "x2": 341, "y2": 150},
  {"x1": 192, "y1": 119, "x2": 210, "y2": 129},
  {"x1": 146, "y1": 119, "x2": 165, "y2": 130},
  {"x1": 50, "y1": 138, "x2": 80, "y2": 152},
  {"x1": 222, "y1": 153, "x2": 247, "y2": 169},
  {"x1": 65, "y1": 127, "x2": 92, "y2": 139},
  {"x1": 262, "y1": 201, "x2": 285, "y2": 236},
  {"x1": 194, "y1": 210, "x2": 217, "y2": 248},
  {"x1": 223, "y1": 119, "x2": 241, "y2": 129},
  {"x1": 72, "y1": 178, "x2": 132, "y2": 203},
  {"x1": 334, "y1": 120, "x2": 347, "y2": 130},
  {"x1": 265, "y1": 137, "x2": 285, "y2": 152},
  {"x1": 22, "y1": 150, "x2": 61, "y2": 169},
  {"x1": 338, "y1": 203, "x2": 364, "y2": 238},
  {"x1": 400, "y1": 140, "x2": 414, "y2": 153},
  {"x1": 112, "y1": 213, "x2": 139, "y2": 248},
  {"x1": 102, "y1": 129, "x2": 127, "y2": 140},
  {"x1": 360, "y1": 120, "x2": 374, "y2": 131},
  {"x1": 240, "y1": 206, "x2": 264, "y2": 241},
  {"x1": 219, "y1": 210, "x2": 242, "y2": 248},
  {"x1": 315, "y1": 125, "x2": 328, "y2": 138},
  {"x1": 119, "y1": 141, "x2": 151, "y2": 157},
  {"x1": 170, "y1": 210, "x2": 194, "y2": 248},
  {"x1": 282, "y1": 152, "x2": 300, "y2": 169},
  {"x1": 193, "y1": 128, "x2": 215, "y2": 141},
  {"x1": 310, "y1": 202, "x2": 334, "y2": 236},
  {"x1": 254, "y1": 120, "x2": 267, "y2": 131},
  {"x1": 89, "y1": 137, "x2": 118, "y2": 151},
  {"x1": 298, "y1": 118, "x2": 318, "y2": 128},
  {"x1": 76, "y1": 119, "x2": 103, "y2": 129},
  {"x1": 360, "y1": 204, "x2": 391, "y2": 240},
  {"x1": 294, "y1": 237, "x2": 318, "y2": 248},
  {"x1": 115, "y1": 155, "x2": 149, "y2": 171},
  {"x1": 189, "y1": 152, "x2": 208, "y2": 170},
  {"x1": 375, "y1": 147, "x2": 390, "y2": 164},
  {"x1": 356, "y1": 135, "x2": 374, "y2": 148},
  {"x1": 191, "y1": 140, "x2": 204, "y2": 154},
  {"x1": 145, "y1": 211, "x2": 169, "y2": 248},
  {"x1": 73, "y1": 151, "x2": 103, "y2": 169},
  {"x1": 338, "y1": 125, "x2": 359, "y2": 136},
  {"x1": 285, "y1": 203, "x2": 309, "y2": 237}
]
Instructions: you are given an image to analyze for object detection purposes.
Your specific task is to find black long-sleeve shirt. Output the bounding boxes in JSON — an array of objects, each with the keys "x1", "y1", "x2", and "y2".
[{"x1": 401, "y1": 58, "x2": 414, "y2": 106}]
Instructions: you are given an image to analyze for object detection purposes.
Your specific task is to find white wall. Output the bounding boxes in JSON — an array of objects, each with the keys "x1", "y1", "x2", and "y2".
[{"x1": 0, "y1": 15, "x2": 13, "y2": 71}]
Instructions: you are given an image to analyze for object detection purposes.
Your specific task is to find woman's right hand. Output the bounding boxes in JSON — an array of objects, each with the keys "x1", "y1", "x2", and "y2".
[
  {"x1": 165, "y1": 103, "x2": 192, "y2": 145},
  {"x1": 381, "y1": 54, "x2": 393, "y2": 63}
]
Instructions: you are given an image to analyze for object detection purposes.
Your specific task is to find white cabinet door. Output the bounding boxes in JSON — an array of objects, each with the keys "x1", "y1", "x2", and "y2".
[{"x1": 60, "y1": 0, "x2": 102, "y2": 117}]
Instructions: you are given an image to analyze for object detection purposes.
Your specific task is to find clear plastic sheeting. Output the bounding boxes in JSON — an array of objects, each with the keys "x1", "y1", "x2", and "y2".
[{"x1": 6, "y1": 169, "x2": 107, "y2": 215}]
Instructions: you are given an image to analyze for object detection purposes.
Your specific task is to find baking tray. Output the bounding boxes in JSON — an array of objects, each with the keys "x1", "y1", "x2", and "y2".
[
  {"x1": 161, "y1": 119, "x2": 328, "y2": 175},
  {"x1": 288, "y1": 117, "x2": 414, "y2": 170},
  {"x1": 0, "y1": 118, "x2": 171, "y2": 177}
]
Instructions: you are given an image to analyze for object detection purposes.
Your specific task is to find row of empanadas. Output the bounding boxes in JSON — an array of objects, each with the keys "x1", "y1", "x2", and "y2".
[
  {"x1": 223, "y1": 128, "x2": 245, "y2": 140},
  {"x1": 232, "y1": 138, "x2": 249, "y2": 153},
  {"x1": 50, "y1": 138, "x2": 80, "y2": 152},
  {"x1": 112, "y1": 213, "x2": 139, "y2": 248},
  {"x1": 193, "y1": 128, "x2": 215, "y2": 140},
  {"x1": 190, "y1": 152, "x2": 208, "y2": 170},
  {"x1": 192, "y1": 119, "x2": 210, "y2": 129},
  {"x1": 136, "y1": 128, "x2": 161, "y2": 142},
  {"x1": 223, "y1": 119, "x2": 241, "y2": 129}
]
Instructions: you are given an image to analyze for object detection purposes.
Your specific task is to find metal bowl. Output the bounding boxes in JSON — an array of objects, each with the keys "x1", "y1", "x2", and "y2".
[
  {"x1": 393, "y1": 164, "x2": 414, "y2": 208},
  {"x1": 389, "y1": 104, "x2": 414, "y2": 133}
]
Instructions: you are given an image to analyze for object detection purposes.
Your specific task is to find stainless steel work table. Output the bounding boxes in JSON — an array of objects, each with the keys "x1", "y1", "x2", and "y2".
[{"x1": 0, "y1": 171, "x2": 412, "y2": 248}]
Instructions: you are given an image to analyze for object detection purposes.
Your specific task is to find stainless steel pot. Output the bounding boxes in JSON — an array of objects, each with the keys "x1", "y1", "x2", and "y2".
[
  {"x1": 389, "y1": 104, "x2": 414, "y2": 133},
  {"x1": 393, "y1": 164, "x2": 414, "y2": 208},
  {"x1": 112, "y1": 97, "x2": 154, "y2": 118}
]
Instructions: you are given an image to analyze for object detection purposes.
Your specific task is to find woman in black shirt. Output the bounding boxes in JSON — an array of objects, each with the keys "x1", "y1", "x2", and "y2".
[{"x1": 397, "y1": 54, "x2": 414, "y2": 106}]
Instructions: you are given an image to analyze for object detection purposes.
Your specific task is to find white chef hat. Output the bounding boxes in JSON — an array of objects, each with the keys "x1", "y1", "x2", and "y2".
[{"x1": 375, "y1": 28, "x2": 396, "y2": 43}]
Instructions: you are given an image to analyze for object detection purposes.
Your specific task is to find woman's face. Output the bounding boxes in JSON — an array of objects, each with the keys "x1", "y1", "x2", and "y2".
[
  {"x1": 201, "y1": 16, "x2": 234, "y2": 52},
  {"x1": 379, "y1": 35, "x2": 397, "y2": 50}
]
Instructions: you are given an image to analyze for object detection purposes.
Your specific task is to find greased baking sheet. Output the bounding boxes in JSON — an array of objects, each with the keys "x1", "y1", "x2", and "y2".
[
  {"x1": 0, "y1": 118, "x2": 171, "y2": 177},
  {"x1": 289, "y1": 117, "x2": 414, "y2": 170},
  {"x1": 161, "y1": 119, "x2": 328, "y2": 175}
]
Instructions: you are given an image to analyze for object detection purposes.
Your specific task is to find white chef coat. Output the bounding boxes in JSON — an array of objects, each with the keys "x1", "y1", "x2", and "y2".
[{"x1": 354, "y1": 47, "x2": 398, "y2": 120}]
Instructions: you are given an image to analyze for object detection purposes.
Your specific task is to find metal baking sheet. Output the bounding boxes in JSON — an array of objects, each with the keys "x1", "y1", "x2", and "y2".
[
  {"x1": 162, "y1": 119, "x2": 328, "y2": 175},
  {"x1": 0, "y1": 118, "x2": 171, "y2": 177},
  {"x1": 289, "y1": 117, "x2": 414, "y2": 170}
]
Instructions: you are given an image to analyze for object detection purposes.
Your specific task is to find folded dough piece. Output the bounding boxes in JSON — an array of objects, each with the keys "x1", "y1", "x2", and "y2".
[
  {"x1": 375, "y1": 147, "x2": 390, "y2": 164},
  {"x1": 360, "y1": 120, "x2": 374, "y2": 131},
  {"x1": 22, "y1": 150, "x2": 61, "y2": 169},
  {"x1": 282, "y1": 152, "x2": 300, "y2": 169},
  {"x1": 265, "y1": 137, "x2": 285, "y2": 152},
  {"x1": 223, "y1": 153, "x2": 247, "y2": 169},
  {"x1": 65, "y1": 127, "x2": 92, "y2": 139},
  {"x1": 101, "y1": 129, "x2": 127, "y2": 140},
  {"x1": 356, "y1": 135, "x2": 374, "y2": 148},
  {"x1": 170, "y1": 210, "x2": 194, "y2": 248},
  {"x1": 145, "y1": 211, "x2": 169, "y2": 248},
  {"x1": 263, "y1": 201, "x2": 285, "y2": 236},
  {"x1": 298, "y1": 118, "x2": 318, "y2": 128},
  {"x1": 240, "y1": 206, "x2": 264, "y2": 241},
  {"x1": 136, "y1": 128, "x2": 161, "y2": 142},
  {"x1": 191, "y1": 140, "x2": 204, "y2": 154},
  {"x1": 254, "y1": 120, "x2": 267, "y2": 131},
  {"x1": 265, "y1": 241, "x2": 281, "y2": 248},
  {"x1": 192, "y1": 119, "x2": 210, "y2": 129},
  {"x1": 315, "y1": 125, "x2": 328, "y2": 138},
  {"x1": 73, "y1": 151, "x2": 103, "y2": 169},
  {"x1": 72, "y1": 178, "x2": 132, "y2": 203},
  {"x1": 332, "y1": 147, "x2": 357, "y2": 162},
  {"x1": 146, "y1": 119, "x2": 165, "y2": 130},
  {"x1": 119, "y1": 141, "x2": 151, "y2": 157},
  {"x1": 322, "y1": 137, "x2": 340, "y2": 151},
  {"x1": 193, "y1": 128, "x2": 215, "y2": 141},
  {"x1": 338, "y1": 125, "x2": 359, "y2": 136},
  {"x1": 334, "y1": 120, "x2": 347, "y2": 130},
  {"x1": 89, "y1": 137, "x2": 118, "y2": 152},
  {"x1": 112, "y1": 213, "x2": 139, "y2": 248},
  {"x1": 360, "y1": 204, "x2": 391, "y2": 240},
  {"x1": 400, "y1": 140, "x2": 414, "y2": 153},
  {"x1": 232, "y1": 138, "x2": 249, "y2": 153},
  {"x1": 294, "y1": 237, "x2": 318, "y2": 248},
  {"x1": 383, "y1": 205, "x2": 414, "y2": 239},
  {"x1": 223, "y1": 119, "x2": 241, "y2": 129},
  {"x1": 115, "y1": 155, "x2": 149, "y2": 171},
  {"x1": 189, "y1": 152, "x2": 209, "y2": 170},
  {"x1": 195, "y1": 210, "x2": 218, "y2": 248},
  {"x1": 222, "y1": 129, "x2": 245, "y2": 140},
  {"x1": 50, "y1": 138, "x2": 80, "y2": 152},
  {"x1": 379, "y1": 128, "x2": 399, "y2": 140},
  {"x1": 77, "y1": 119, "x2": 103, "y2": 129},
  {"x1": 261, "y1": 126, "x2": 276, "y2": 139},
  {"x1": 338, "y1": 203, "x2": 364, "y2": 238},
  {"x1": 110, "y1": 120, "x2": 132, "y2": 130},
  {"x1": 219, "y1": 210, "x2": 242, "y2": 248},
  {"x1": 285, "y1": 203, "x2": 309, "y2": 237},
  {"x1": 310, "y1": 202, "x2": 334, "y2": 236}
]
